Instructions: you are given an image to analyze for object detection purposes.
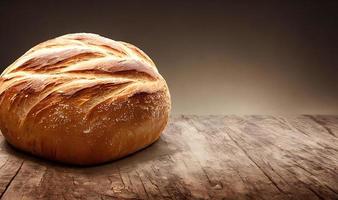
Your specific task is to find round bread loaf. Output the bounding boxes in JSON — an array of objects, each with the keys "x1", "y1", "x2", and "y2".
[{"x1": 0, "y1": 33, "x2": 171, "y2": 165}]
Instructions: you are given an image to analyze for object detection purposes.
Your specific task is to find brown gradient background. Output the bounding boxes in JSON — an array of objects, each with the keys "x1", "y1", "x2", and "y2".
[{"x1": 1, "y1": 1, "x2": 337, "y2": 114}]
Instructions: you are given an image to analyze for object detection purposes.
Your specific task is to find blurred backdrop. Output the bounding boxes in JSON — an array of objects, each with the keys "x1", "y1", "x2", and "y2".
[{"x1": 0, "y1": 0, "x2": 337, "y2": 114}]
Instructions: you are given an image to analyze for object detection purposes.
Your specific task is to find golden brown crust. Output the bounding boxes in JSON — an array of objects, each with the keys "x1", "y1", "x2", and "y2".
[{"x1": 0, "y1": 33, "x2": 171, "y2": 165}]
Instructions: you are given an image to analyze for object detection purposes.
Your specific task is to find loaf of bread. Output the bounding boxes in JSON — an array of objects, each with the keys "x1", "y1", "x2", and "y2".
[{"x1": 0, "y1": 33, "x2": 171, "y2": 165}]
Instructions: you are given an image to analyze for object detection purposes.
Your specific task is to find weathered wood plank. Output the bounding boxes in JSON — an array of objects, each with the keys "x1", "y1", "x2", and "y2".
[
  {"x1": 0, "y1": 135, "x2": 24, "y2": 199},
  {"x1": 223, "y1": 115, "x2": 338, "y2": 199},
  {"x1": 0, "y1": 115, "x2": 337, "y2": 200},
  {"x1": 177, "y1": 116, "x2": 290, "y2": 200}
]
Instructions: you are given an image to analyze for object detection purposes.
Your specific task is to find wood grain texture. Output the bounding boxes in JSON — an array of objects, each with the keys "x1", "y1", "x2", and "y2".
[{"x1": 0, "y1": 115, "x2": 337, "y2": 200}]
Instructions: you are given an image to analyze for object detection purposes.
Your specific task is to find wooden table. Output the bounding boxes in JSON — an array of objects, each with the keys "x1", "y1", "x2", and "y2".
[{"x1": 0, "y1": 115, "x2": 337, "y2": 200}]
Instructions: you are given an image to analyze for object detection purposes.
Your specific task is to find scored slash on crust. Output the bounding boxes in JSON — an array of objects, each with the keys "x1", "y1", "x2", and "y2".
[{"x1": 0, "y1": 33, "x2": 168, "y2": 128}]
